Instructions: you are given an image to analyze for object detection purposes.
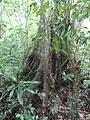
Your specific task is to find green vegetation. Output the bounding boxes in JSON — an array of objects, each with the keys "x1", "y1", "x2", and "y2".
[{"x1": 0, "y1": 0, "x2": 90, "y2": 120}]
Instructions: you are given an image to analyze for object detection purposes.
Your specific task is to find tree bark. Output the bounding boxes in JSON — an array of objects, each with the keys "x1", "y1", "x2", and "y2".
[{"x1": 70, "y1": 61, "x2": 81, "y2": 120}]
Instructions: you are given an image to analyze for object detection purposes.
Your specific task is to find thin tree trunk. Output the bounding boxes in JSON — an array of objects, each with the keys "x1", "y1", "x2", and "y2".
[
  {"x1": 40, "y1": 14, "x2": 50, "y2": 117},
  {"x1": 70, "y1": 61, "x2": 81, "y2": 120},
  {"x1": 71, "y1": 74, "x2": 80, "y2": 120}
]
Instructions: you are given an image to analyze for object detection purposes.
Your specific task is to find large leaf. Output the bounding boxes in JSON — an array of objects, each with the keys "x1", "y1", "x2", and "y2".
[
  {"x1": 26, "y1": 88, "x2": 35, "y2": 94},
  {"x1": 9, "y1": 88, "x2": 15, "y2": 99},
  {"x1": 17, "y1": 87, "x2": 23, "y2": 106}
]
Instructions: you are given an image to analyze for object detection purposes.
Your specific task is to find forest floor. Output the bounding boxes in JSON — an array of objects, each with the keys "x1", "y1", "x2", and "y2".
[{"x1": 34, "y1": 87, "x2": 90, "y2": 120}]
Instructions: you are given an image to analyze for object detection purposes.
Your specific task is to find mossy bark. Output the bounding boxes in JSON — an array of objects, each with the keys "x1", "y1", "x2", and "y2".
[{"x1": 70, "y1": 61, "x2": 81, "y2": 120}]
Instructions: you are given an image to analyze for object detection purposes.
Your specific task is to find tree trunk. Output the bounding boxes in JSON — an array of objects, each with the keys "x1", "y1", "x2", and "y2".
[
  {"x1": 71, "y1": 74, "x2": 80, "y2": 120},
  {"x1": 70, "y1": 61, "x2": 81, "y2": 120},
  {"x1": 39, "y1": 13, "x2": 50, "y2": 118}
]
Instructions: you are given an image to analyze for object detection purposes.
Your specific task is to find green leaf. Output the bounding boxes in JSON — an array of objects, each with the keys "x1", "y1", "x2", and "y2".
[
  {"x1": 36, "y1": 115, "x2": 39, "y2": 120},
  {"x1": 50, "y1": 103, "x2": 58, "y2": 115},
  {"x1": 22, "y1": 81, "x2": 40, "y2": 84},
  {"x1": 61, "y1": 39, "x2": 65, "y2": 45},
  {"x1": 9, "y1": 88, "x2": 15, "y2": 99},
  {"x1": 30, "y1": 107, "x2": 35, "y2": 114},
  {"x1": 7, "y1": 85, "x2": 15, "y2": 92},
  {"x1": 30, "y1": 2, "x2": 37, "y2": 8},
  {"x1": 42, "y1": 1, "x2": 49, "y2": 10},
  {"x1": 26, "y1": 89, "x2": 35, "y2": 94},
  {"x1": 16, "y1": 114, "x2": 24, "y2": 120},
  {"x1": 17, "y1": 87, "x2": 23, "y2": 106},
  {"x1": 0, "y1": 88, "x2": 4, "y2": 92},
  {"x1": 36, "y1": 1, "x2": 49, "y2": 16},
  {"x1": 35, "y1": 22, "x2": 40, "y2": 26},
  {"x1": 27, "y1": 114, "x2": 32, "y2": 120},
  {"x1": 83, "y1": 80, "x2": 90, "y2": 87},
  {"x1": 11, "y1": 76, "x2": 17, "y2": 82},
  {"x1": 52, "y1": 38, "x2": 60, "y2": 52},
  {"x1": 71, "y1": 45, "x2": 77, "y2": 49}
]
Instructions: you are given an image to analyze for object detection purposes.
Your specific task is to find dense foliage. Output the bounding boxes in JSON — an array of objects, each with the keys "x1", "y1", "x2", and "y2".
[{"x1": 0, "y1": 0, "x2": 90, "y2": 120}]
